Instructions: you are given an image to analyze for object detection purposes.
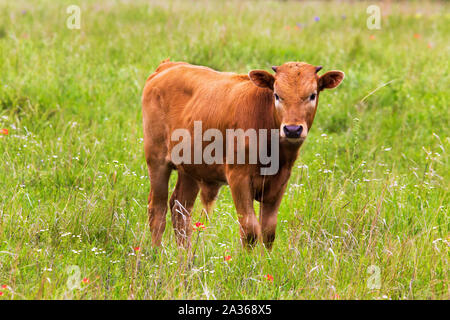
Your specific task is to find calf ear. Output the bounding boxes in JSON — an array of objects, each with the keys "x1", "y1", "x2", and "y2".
[
  {"x1": 318, "y1": 71, "x2": 345, "y2": 90},
  {"x1": 249, "y1": 70, "x2": 275, "y2": 90}
]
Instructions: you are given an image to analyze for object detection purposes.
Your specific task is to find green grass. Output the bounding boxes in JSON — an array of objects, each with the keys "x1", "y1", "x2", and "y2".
[{"x1": 0, "y1": 0, "x2": 448, "y2": 300}]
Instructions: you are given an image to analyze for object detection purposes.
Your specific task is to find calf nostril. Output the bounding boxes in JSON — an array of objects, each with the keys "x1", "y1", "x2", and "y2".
[{"x1": 283, "y1": 125, "x2": 303, "y2": 138}]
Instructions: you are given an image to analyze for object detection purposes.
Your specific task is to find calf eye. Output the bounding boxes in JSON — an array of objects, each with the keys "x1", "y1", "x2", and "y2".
[
  {"x1": 274, "y1": 93, "x2": 280, "y2": 101},
  {"x1": 309, "y1": 93, "x2": 316, "y2": 101}
]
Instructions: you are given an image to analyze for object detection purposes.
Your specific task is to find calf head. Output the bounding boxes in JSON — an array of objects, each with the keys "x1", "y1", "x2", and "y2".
[{"x1": 249, "y1": 62, "x2": 344, "y2": 144}]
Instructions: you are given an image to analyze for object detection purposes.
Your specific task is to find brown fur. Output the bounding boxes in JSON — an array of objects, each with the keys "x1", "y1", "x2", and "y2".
[{"x1": 142, "y1": 59, "x2": 344, "y2": 249}]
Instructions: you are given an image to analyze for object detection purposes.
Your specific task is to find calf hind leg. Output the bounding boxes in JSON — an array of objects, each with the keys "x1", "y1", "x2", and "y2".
[
  {"x1": 147, "y1": 164, "x2": 172, "y2": 247},
  {"x1": 169, "y1": 172, "x2": 200, "y2": 248},
  {"x1": 143, "y1": 86, "x2": 172, "y2": 247},
  {"x1": 199, "y1": 182, "x2": 221, "y2": 219}
]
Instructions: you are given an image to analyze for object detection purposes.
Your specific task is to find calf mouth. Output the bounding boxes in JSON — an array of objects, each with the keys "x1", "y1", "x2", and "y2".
[{"x1": 284, "y1": 136, "x2": 305, "y2": 144}]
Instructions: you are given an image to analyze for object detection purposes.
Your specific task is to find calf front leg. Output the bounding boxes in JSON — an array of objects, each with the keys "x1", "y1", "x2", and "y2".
[
  {"x1": 227, "y1": 170, "x2": 261, "y2": 248},
  {"x1": 260, "y1": 199, "x2": 282, "y2": 250}
]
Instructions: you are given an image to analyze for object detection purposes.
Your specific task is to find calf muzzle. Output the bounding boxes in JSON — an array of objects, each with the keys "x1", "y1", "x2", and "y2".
[{"x1": 283, "y1": 125, "x2": 303, "y2": 139}]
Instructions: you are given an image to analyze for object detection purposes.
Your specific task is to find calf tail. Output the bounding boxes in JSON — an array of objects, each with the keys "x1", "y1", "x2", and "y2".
[{"x1": 146, "y1": 58, "x2": 187, "y2": 82}]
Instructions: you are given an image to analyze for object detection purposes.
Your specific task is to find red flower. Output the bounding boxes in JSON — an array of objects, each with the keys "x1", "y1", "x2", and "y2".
[
  {"x1": 193, "y1": 222, "x2": 206, "y2": 231},
  {"x1": 0, "y1": 291, "x2": 3, "y2": 296},
  {"x1": 224, "y1": 255, "x2": 232, "y2": 261},
  {"x1": 134, "y1": 246, "x2": 141, "y2": 252},
  {"x1": 334, "y1": 294, "x2": 341, "y2": 299},
  {"x1": 1, "y1": 285, "x2": 6, "y2": 289},
  {"x1": 0, "y1": 129, "x2": 8, "y2": 135},
  {"x1": 266, "y1": 274, "x2": 274, "y2": 282},
  {"x1": 82, "y1": 277, "x2": 89, "y2": 284}
]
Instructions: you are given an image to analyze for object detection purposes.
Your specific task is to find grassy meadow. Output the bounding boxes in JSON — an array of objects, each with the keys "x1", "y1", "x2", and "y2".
[{"x1": 0, "y1": 0, "x2": 448, "y2": 299}]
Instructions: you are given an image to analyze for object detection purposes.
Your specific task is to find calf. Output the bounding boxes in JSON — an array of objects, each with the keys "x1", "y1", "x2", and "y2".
[{"x1": 142, "y1": 59, "x2": 344, "y2": 249}]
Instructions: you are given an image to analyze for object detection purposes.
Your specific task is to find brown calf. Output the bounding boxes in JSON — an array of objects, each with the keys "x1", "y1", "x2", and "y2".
[{"x1": 142, "y1": 59, "x2": 344, "y2": 249}]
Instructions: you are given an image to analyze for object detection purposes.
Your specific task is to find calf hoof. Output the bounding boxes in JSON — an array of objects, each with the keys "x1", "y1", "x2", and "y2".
[
  {"x1": 263, "y1": 233, "x2": 276, "y2": 250},
  {"x1": 241, "y1": 233, "x2": 260, "y2": 249}
]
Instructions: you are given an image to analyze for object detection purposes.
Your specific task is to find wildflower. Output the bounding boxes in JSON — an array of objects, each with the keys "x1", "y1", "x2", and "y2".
[
  {"x1": 427, "y1": 42, "x2": 434, "y2": 49},
  {"x1": 0, "y1": 292, "x2": 3, "y2": 296},
  {"x1": 0, "y1": 129, "x2": 8, "y2": 135},
  {"x1": 82, "y1": 278, "x2": 89, "y2": 284},
  {"x1": 224, "y1": 255, "x2": 232, "y2": 261},
  {"x1": 193, "y1": 222, "x2": 206, "y2": 231},
  {"x1": 1, "y1": 285, "x2": 6, "y2": 289},
  {"x1": 314, "y1": 16, "x2": 320, "y2": 22},
  {"x1": 266, "y1": 274, "x2": 274, "y2": 282},
  {"x1": 134, "y1": 246, "x2": 141, "y2": 252},
  {"x1": 369, "y1": 35, "x2": 375, "y2": 40},
  {"x1": 334, "y1": 294, "x2": 340, "y2": 299},
  {"x1": 414, "y1": 33, "x2": 421, "y2": 39}
]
